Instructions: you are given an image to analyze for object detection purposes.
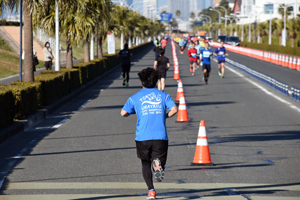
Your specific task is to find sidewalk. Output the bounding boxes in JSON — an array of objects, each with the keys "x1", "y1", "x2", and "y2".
[{"x1": 1, "y1": 26, "x2": 45, "y2": 61}]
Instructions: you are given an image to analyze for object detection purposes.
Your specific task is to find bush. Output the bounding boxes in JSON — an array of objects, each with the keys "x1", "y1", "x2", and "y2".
[
  {"x1": 0, "y1": 84, "x2": 38, "y2": 120},
  {"x1": 240, "y1": 42, "x2": 300, "y2": 56},
  {"x1": 0, "y1": 87, "x2": 15, "y2": 129},
  {"x1": 0, "y1": 42, "x2": 152, "y2": 131}
]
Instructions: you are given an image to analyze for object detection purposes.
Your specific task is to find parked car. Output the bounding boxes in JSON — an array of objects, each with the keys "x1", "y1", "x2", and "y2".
[
  {"x1": 224, "y1": 36, "x2": 240, "y2": 46},
  {"x1": 217, "y1": 35, "x2": 227, "y2": 42}
]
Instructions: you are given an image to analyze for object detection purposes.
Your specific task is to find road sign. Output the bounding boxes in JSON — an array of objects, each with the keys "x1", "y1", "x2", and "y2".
[
  {"x1": 160, "y1": 13, "x2": 172, "y2": 22},
  {"x1": 194, "y1": 21, "x2": 203, "y2": 27}
]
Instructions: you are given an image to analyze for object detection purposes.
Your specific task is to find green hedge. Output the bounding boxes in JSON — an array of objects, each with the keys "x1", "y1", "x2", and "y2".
[
  {"x1": 0, "y1": 88, "x2": 15, "y2": 129},
  {"x1": 0, "y1": 42, "x2": 152, "y2": 130},
  {"x1": 240, "y1": 42, "x2": 300, "y2": 56}
]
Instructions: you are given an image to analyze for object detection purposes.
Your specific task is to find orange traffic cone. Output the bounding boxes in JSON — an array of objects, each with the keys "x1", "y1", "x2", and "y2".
[
  {"x1": 173, "y1": 66, "x2": 180, "y2": 80},
  {"x1": 292, "y1": 56, "x2": 297, "y2": 70},
  {"x1": 297, "y1": 57, "x2": 300, "y2": 71},
  {"x1": 288, "y1": 56, "x2": 293, "y2": 69},
  {"x1": 278, "y1": 54, "x2": 282, "y2": 66},
  {"x1": 176, "y1": 79, "x2": 185, "y2": 101},
  {"x1": 191, "y1": 120, "x2": 214, "y2": 166},
  {"x1": 176, "y1": 97, "x2": 189, "y2": 122}
]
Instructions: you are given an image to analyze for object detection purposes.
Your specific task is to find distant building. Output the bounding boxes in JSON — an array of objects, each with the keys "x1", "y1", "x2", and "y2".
[
  {"x1": 143, "y1": 0, "x2": 157, "y2": 18},
  {"x1": 167, "y1": 0, "x2": 190, "y2": 21},
  {"x1": 234, "y1": 0, "x2": 299, "y2": 24},
  {"x1": 213, "y1": 0, "x2": 221, "y2": 7}
]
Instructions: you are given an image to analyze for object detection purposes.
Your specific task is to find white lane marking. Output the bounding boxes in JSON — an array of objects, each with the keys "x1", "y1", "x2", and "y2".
[
  {"x1": 0, "y1": 138, "x2": 38, "y2": 189},
  {"x1": 184, "y1": 138, "x2": 191, "y2": 148},
  {"x1": 0, "y1": 176, "x2": 5, "y2": 189},
  {"x1": 223, "y1": 64, "x2": 300, "y2": 113},
  {"x1": 52, "y1": 118, "x2": 69, "y2": 129},
  {"x1": 204, "y1": 171, "x2": 210, "y2": 177},
  {"x1": 76, "y1": 99, "x2": 92, "y2": 111}
]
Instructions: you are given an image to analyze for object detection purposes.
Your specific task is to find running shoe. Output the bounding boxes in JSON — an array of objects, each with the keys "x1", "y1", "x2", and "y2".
[
  {"x1": 222, "y1": 75, "x2": 224, "y2": 78},
  {"x1": 152, "y1": 158, "x2": 164, "y2": 182},
  {"x1": 147, "y1": 189, "x2": 157, "y2": 199},
  {"x1": 218, "y1": 71, "x2": 222, "y2": 76},
  {"x1": 192, "y1": 72, "x2": 195, "y2": 76},
  {"x1": 123, "y1": 78, "x2": 126, "y2": 86},
  {"x1": 190, "y1": 68, "x2": 193, "y2": 72},
  {"x1": 126, "y1": 83, "x2": 129, "y2": 87}
]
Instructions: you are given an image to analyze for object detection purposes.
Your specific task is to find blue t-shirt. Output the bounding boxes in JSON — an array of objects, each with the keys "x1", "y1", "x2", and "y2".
[
  {"x1": 201, "y1": 49, "x2": 213, "y2": 64},
  {"x1": 195, "y1": 45, "x2": 202, "y2": 57},
  {"x1": 122, "y1": 88, "x2": 176, "y2": 141},
  {"x1": 179, "y1": 40, "x2": 185, "y2": 47},
  {"x1": 215, "y1": 47, "x2": 226, "y2": 61}
]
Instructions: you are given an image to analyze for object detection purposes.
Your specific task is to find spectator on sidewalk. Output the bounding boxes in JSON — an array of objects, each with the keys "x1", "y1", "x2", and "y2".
[
  {"x1": 43, "y1": 42, "x2": 54, "y2": 70},
  {"x1": 33, "y1": 46, "x2": 38, "y2": 72}
]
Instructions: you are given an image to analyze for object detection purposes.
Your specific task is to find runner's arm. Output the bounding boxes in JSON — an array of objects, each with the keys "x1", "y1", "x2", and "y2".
[
  {"x1": 167, "y1": 106, "x2": 178, "y2": 118},
  {"x1": 120, "y1": 110, "x2": 130, "y2": 117},
  {"x1": 167, "y1": 63, "x2": 170, "y2": 70},
  {"x1": 153, "y1": 61, "x2": 158, "y2": 70}
]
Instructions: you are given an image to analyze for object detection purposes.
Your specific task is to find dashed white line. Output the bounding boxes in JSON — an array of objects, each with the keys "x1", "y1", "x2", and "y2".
[{"x1": 223, "y1": 63, "x2": 300, "y2": 113}]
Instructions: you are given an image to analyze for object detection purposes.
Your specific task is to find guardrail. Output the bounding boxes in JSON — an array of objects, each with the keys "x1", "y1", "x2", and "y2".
[{"x1": 211, "y1": 42, "x2": 300, "y2": 71}]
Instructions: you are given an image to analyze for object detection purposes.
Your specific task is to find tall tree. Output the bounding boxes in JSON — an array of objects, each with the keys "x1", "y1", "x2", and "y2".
[{"x1": 175, "y1": 10, "x2": 181, "y2": 19}]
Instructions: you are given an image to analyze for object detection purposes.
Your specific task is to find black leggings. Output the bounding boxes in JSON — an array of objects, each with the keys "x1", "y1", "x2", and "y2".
[
  {"x1": 142, "y1": 160, "x2": 154, "y2": 190},
  {"x1": 122, "y1": 64, "x2": 130, "y2": 83}
]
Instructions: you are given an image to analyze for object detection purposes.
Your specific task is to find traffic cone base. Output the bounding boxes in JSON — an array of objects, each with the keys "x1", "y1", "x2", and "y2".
[
  {"x1": 191, "y1": 120, "x2": 214, "y2": 166},
  {"x1": 176, "y1": 97, "x2": 189, "y2": 122}
]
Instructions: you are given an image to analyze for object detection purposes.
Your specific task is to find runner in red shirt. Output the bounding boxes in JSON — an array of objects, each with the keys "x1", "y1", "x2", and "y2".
[
  {"x1": 161, "y1": 38, "x2": 167, "y2": 50},
  {"x1": 187, "y1": 42, "x2": 197, "y2": 76}
]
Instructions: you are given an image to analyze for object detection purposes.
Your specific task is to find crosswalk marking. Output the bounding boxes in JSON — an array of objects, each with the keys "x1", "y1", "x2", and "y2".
[{"x1": 4, "y1": 182, "x2": 300, "y2": 191}]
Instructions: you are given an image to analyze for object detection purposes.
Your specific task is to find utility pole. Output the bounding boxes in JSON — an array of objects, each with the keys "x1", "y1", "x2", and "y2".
[
  {"x1": 19, "y1": 0, "x2": 23, "y2": 82},
  {"x1": 55, "y1": 0, "x2": 60, "y2": 71}
]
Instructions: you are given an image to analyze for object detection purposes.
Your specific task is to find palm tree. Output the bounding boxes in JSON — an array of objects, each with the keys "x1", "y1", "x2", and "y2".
[
  {"x1": 278, "y1": 4, "x2": 292, "y2": 20},
  {"x1": 286, "y1": 17, "x2": 300, "y2": 47},
  {"x1": 1, "y1": 0, "x2": 43, "y2": 82},
  {"x1": 175, "y1": 10, "x2": 181, "y2": 19},
  {"x1": 190, "y1": 12, "x2": 195, "y2": 20}
]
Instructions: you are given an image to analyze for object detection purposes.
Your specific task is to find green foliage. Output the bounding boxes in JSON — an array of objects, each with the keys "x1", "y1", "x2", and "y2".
[
  {"x1": 0, "y1": 87, "x2": 15, "y2": 129},
  {"x1": 0, "y1": 42, "x2": 152, "y2": 131}
]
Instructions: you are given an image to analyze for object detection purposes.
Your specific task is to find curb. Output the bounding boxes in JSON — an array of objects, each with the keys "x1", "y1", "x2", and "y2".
[{"x1": 0, "y1": 44, "x2": 153, "y2": 145}]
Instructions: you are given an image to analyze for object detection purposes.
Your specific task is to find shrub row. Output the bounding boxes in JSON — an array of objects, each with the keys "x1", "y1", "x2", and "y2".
[
  {"x1": 240, "y1": 42, "x2": 300, "y2": 56},
  {"x1": 0, "y1": 42, "x2": 152, "y2": 130},
  {"x1": 0, "y1": 19, "x2": 24, "y2": 26}
]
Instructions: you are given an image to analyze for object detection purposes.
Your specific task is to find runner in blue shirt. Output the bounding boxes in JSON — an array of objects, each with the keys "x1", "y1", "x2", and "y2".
[
  {"x1": 194, "y1": 40, "x2": 202, "y2": 70},
  {"x1": 215, "y1": 41, "x2": 229, "y2": 78},
  {"x1": 200, "y1": 42, "x2": 213, "y2": 84},
  {"x1": 121, "y1": 67, "x2": 177, "y2": 199},
  {"x1": 179, "y1": 38, "x2": 185, "y2": 54}
]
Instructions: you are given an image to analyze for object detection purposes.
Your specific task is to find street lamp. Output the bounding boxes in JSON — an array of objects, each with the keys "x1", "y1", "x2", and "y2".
[
  {"x1": 209, "y1": 8, "x2": 221, "y2": 23},
  {"x1": 278, "y1": 4, "x2": 289, "y2": 47},
  {"x1": 200, "y1": 15, "x2": 212, "y2": 25},
  {"x1": 216, "y1": 6, "x2": 227, "y2": 27}
]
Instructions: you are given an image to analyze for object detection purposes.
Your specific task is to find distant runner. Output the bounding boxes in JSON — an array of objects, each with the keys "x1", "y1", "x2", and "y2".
[
  {"x1": 187, "y1": 42, "x2": 198, "y2": 76},
  {"x1": 179, "y1": 38, "x2": 185, "y2": 54},
  {"x1": 121, "y1": 67, "x2": 177, "y2": 200},
  {"x1": 153, "y1": 42, "x2": 161, "y2": 59},
  {"x1": 200, "y1": 42, "x2": 213, "y2": 84},
  {"x1": 118, "y1": 43, "x2": 133, "y2": 87},
  {"x1": 161, "y1": 38, "x2": 167, "y2": 50},
  {"x1": 194, "y1": 40, "x2": 202, "y2": 70},
  {"x1": 154, "y1": 48, "x2": 170, "y2": 92},
  {"x1": 215, "y1": 41, "x2": 228, "y2": 78}
]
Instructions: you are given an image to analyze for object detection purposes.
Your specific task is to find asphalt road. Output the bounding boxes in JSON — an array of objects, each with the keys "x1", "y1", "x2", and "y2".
[
  {"x1": 0, "y1": 43, "x2": 299, "y2": 200},
  {"x1": 211, "y1": 46, "x2": 300, "y2": 89}
]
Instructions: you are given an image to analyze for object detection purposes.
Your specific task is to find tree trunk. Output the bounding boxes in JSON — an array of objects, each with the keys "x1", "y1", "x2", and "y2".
[
  {"x1": 97, "y1": 35, "x2": 103, "y2": 58},
  {"x1": 84, "y1": 39, "x2": 90, "y2": 63},
  {"x1": 66, "y1": 37, "x2": 73, "y2": 69},
  {"x1": 279, "y1": 35, "x2": 282, "y2": 45},
  {"x1": 23, "y1": 0, "x2": 34, "y2": 82},
  {"x1": 291, "y1": 37, "x2": 294, "y2": 48}
]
